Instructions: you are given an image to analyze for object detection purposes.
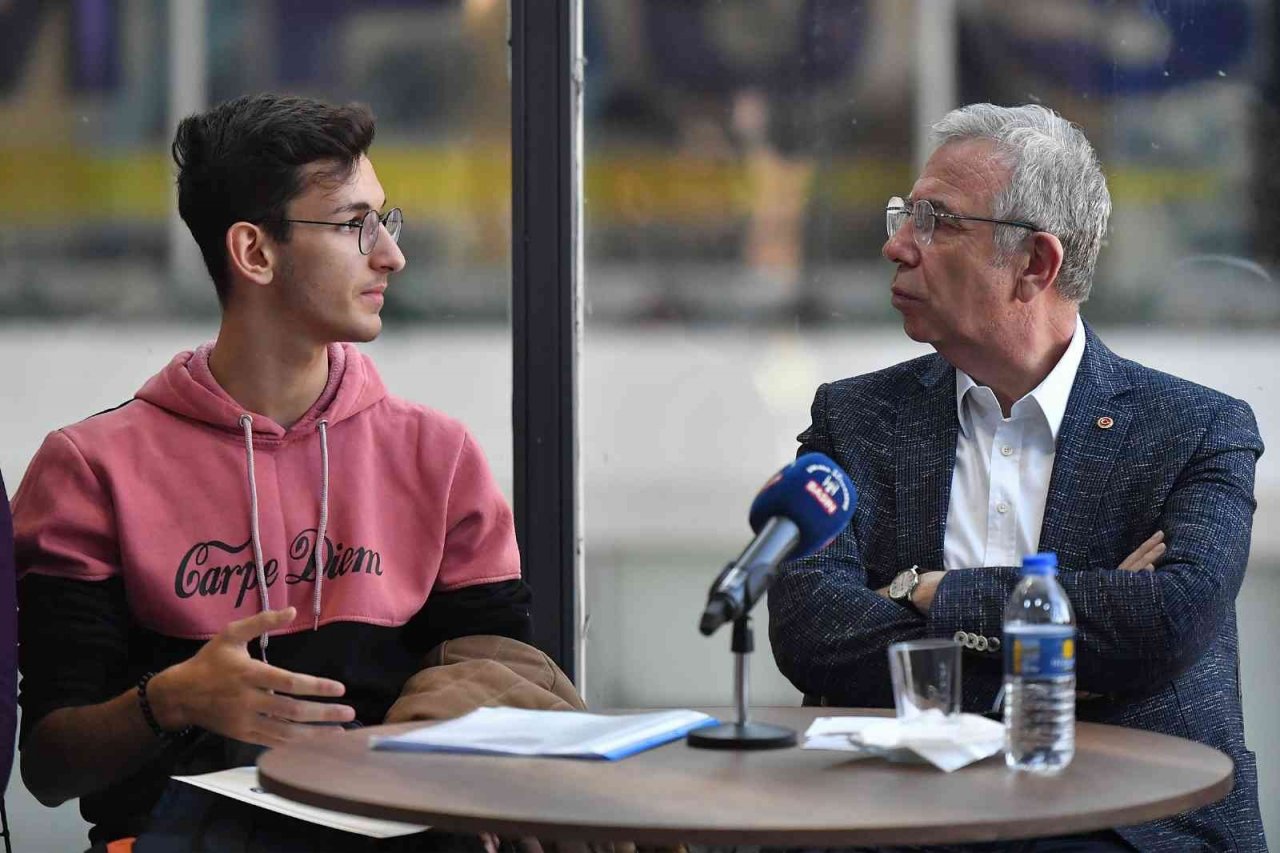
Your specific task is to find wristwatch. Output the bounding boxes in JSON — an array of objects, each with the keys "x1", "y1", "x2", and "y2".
[{"x1": 888, "y1": 565, "x2": 921, "y2": 606}]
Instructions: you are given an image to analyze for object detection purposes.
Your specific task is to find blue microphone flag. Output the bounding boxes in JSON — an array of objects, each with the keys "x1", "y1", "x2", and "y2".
[{"x1": 747, "y1": 452, "x2": 856, "y2": 559}]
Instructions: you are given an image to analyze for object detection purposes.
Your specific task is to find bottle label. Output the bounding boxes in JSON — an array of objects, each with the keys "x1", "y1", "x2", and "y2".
[{"x1": 1005, "y1": 626, "x2": 1075, "y2": 678}]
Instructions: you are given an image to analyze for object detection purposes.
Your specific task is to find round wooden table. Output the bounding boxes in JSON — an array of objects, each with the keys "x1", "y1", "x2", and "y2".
[{"x1": 257, "y1": 707, "x2": 1233, "y2": 846}]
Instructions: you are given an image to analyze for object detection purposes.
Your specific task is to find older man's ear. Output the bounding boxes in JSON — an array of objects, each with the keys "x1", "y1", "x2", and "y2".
[{"x1": 1016, "y1": 231, "x2": 1065, "y2": 303}]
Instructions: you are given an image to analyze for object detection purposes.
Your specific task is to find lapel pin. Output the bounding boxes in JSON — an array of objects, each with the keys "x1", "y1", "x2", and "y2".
[{"x1": 1096, "y1": 416, "x2": 1114, "y2": 429}]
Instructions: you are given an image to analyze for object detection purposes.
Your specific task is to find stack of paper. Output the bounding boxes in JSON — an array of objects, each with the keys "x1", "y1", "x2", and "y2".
[{"x1": 371, "y1": 707, "x2": 718, "y2": 761}]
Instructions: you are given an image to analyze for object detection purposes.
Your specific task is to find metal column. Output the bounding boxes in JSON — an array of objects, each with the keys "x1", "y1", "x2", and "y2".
[{"x1": 510, "y1": 0, "x2": 584, "y2": 684}]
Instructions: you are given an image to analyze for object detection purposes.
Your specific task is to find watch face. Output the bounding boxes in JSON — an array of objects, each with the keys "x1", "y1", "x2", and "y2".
[{"x1": 889, "y1": 571, "x2": 912, "y2": 599}]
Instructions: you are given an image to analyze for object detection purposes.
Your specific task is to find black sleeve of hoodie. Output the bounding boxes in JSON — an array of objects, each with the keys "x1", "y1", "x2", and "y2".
[
  {"x1": 17, "y1": 573, "x2": 134, "y2": 745},
  {"x1": 407, "y1": 578, "x2": 534, "y2": 654}
]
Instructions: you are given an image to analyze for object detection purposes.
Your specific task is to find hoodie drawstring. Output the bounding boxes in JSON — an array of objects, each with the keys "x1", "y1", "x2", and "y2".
[
  {"x1": 239, "y1": 414, "x2": 272, "y2": 659},
  {"x1": 238, "y1": 414, "x2": 333, "y2": 648},
  {"x1": 312, "y1": 420, "x2": 330, "y2": 630}
]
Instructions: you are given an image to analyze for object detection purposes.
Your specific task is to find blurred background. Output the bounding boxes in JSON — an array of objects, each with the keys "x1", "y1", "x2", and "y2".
[{"x1": 1, "y1": 0, "x2": 1277, "y2": 847}]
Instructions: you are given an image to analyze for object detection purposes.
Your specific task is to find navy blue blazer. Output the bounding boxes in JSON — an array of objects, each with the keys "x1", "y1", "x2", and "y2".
[{"x1": 769, "y1": 326, "x2": 1266, "y2": 851}]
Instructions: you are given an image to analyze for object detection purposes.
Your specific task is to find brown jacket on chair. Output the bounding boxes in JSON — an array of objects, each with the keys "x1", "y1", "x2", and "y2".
[{"x1": 384, "y1": 634, "x2": 586, "y2": 723}]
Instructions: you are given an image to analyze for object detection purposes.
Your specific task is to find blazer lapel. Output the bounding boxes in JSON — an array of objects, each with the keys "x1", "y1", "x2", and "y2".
[
  {"x1": 895, "y1": 356, "x2": 958, "y2": 573},
  {"x1": 1038, "y1": 325, "x2": 1133, "y2": 571}
]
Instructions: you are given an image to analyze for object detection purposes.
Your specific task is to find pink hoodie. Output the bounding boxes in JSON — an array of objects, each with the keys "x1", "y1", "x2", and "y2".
[{"x1": 14, "y1": 343, "x2": 520, "y2": 642}]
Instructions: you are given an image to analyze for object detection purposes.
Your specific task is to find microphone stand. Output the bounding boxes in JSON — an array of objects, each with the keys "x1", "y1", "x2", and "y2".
[{"x1": 687, "y1": 614, "x2": 797, "y2": 749}]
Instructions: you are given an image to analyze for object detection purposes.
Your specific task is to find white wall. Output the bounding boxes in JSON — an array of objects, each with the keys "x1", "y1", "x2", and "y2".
[{"x1": 1, "y1": 323, "x2": 1276, "y2": 848}]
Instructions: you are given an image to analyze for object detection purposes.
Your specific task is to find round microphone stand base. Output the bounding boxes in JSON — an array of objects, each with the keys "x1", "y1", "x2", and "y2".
[
  {"x1": 687, "y1": 722, "x2": 797, "y2": 750},
  {"x1": 688, "y1": 614, "x2": 798, "y2": 750}
]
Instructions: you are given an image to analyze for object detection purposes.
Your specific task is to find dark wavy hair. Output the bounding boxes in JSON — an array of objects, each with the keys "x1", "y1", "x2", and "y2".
[{"x1": 171, "y1": 94, "x2": 376, "y2": 305}]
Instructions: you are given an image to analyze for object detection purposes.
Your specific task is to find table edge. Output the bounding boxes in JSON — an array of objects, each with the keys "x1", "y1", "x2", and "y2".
[
  {"x1": 257, "y1": 711, "x2": 1236, "y2": 844},
  {"x1": 257, "y1": 768, "x2": 1233, "y2": 845}
]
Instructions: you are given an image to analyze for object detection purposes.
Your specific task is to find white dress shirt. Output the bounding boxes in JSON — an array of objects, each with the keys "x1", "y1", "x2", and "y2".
[{"x1": 942, "y1": 314, "x2": 1087, "y2": 571}]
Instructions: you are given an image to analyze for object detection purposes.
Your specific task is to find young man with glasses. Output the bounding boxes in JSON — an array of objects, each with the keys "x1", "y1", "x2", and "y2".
[
  {"x1": 11, "y1": 94, "x2": 530, "y2": 850},
  {"x1": 769, "y1": 103, "x2": 1266, "y2": 851}
]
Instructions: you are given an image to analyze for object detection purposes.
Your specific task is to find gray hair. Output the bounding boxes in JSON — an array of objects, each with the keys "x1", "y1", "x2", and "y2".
[{"x1": 931, "y1": 103, "x2": 1111, "y2": 303}]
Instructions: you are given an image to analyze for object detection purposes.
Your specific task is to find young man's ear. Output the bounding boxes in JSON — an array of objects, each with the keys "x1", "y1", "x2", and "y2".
[
  {"x1": 225, "y1": 222, "x2": 277, "y2": 287},
  {"x1": 1015, "y1": 231, "x2": 1065, "y2": 303}
]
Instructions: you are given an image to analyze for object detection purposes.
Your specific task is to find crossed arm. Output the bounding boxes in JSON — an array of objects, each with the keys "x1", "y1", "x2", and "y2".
[
  {"x1": 769, "y1": 396, "x2": 1262, "y2": 707},
  {"x1": 891, "y1": 530, "x2": 1167, "y2": 612}
]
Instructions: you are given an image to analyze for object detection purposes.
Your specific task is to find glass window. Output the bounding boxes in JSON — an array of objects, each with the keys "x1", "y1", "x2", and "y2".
[
  {"x1": 582, "y1": 1, "x2": 1276, "y2": 838},
  {"x1": 0, "y1": 3, "x2": 511, "y2": 844},
  {"x1": 0, "y1": 0, "x2": 513, "y2": 483}
]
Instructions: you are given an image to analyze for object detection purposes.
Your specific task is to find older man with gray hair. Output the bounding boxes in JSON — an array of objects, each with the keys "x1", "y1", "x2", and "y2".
[{"x1": 769, "y1": 103, "x2": 1266, "y2": 851}]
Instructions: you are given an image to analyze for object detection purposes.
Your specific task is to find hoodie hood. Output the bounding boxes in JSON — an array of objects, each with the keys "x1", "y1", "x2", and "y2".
[{"x1": 135, "y1": 342, "x2": 388, "y2": 440}]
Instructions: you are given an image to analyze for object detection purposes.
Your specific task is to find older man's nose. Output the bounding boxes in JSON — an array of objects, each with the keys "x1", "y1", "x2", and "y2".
[{"x1": 882, "y1": 220, "x2": 918, "y2": 266}]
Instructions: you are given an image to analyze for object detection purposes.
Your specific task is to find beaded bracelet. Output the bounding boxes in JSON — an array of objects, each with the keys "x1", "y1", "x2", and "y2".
[{"x1": 136, "y1": 671, "x2": 193, "y2": 742}]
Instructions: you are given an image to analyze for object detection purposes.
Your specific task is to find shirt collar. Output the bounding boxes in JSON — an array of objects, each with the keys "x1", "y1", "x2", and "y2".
[
  {"x1": 954, "y1": 313, "x2": 1087, "y2": 441},
  {"x1": 954, "y1": 369, "x2": 980, "y2": 439}
]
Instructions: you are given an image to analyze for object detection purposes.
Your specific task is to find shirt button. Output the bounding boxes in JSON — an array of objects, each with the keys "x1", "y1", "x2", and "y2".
[
  {"x1": 1001, "y1": 445, "x2": 1013, "y2": 456},
  {"x1": 996, "y1": 502, "x2": 1010, "y2": 514}
]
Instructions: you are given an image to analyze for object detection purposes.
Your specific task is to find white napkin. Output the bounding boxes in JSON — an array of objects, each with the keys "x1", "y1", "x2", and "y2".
[{"x1": 802, "y1": 710, "x2": 1004, "y2": 772}]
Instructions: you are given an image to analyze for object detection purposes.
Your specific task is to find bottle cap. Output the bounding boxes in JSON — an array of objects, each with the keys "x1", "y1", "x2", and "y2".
[{"x1": 1021, "y1": 552, "x2": 1058, "y2": 575}]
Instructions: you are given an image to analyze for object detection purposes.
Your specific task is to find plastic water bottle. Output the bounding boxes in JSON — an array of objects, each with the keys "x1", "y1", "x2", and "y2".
[{"x1": 1003, "y1": 552, "x2": 1076, "y2": 774}]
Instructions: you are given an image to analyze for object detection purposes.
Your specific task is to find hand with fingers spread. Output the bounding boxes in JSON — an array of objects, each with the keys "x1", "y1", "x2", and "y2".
[
  {"x1": 147, "y1": 606, "x2": 355, "y2": 747},
  {"x1": 1118, "y1": 531, "x2": 1166, "y2": 572}
]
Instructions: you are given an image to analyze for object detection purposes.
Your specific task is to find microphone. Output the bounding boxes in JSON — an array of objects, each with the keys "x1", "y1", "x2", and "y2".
[{"x1": 699, "y1": 453, "x2": 856, "y2": 636}]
